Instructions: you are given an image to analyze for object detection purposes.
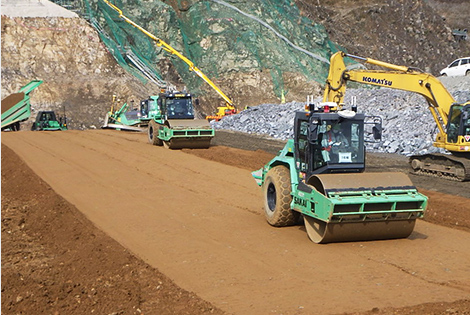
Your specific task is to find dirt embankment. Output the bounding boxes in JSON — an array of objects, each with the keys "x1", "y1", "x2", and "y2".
[{"x1": 1, "y1": 143, "x2": 224, "y2": 315}]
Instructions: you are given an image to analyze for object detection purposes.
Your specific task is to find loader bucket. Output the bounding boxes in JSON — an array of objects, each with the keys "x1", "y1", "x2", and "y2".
[{"x1": 302, "y1": 172, "x2": 427, "y2": 243}]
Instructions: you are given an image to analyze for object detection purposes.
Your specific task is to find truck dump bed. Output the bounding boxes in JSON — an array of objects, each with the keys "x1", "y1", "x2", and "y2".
[{"x1": 1, "y1": 80, "x2": 43, "y2": 131}]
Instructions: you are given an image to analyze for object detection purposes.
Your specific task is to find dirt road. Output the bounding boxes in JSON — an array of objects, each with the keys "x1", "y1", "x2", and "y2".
[{"x1": 2, "y1": 130, "x2": 470, "y2": 314}]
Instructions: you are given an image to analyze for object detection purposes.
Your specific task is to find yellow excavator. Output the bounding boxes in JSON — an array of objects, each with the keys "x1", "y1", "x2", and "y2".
[
  {"x1": 102, "y1": 0, "x2": 237, "y2": 121},
  {"x1": 324, "y1": 52, "x2": 470, "y2": 181}
]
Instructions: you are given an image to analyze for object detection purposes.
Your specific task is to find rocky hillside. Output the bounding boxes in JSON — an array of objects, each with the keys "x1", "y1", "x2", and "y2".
[
  {"x1": 294, "y1": 0, "x2": 470, "y2": 74},
  {"x1": 1, "y1": 0, "x2": 469, "y2": 130}
]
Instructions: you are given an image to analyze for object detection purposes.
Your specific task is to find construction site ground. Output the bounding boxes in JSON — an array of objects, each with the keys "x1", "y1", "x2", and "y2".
[{"x1": 2, "y1": 130, "x2": 470, "y2": 315}]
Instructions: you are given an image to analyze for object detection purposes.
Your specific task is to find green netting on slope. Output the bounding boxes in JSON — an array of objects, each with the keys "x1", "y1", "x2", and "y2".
[
  {"x1": 78, "y1": 0, "x2": 346, "y2": 98},
  {"x1": 82, "y1": 0, "x2": 169, "y2": 85},
  {"x1": 177, "y1": 0, "x2": 342, "y2": 98}
]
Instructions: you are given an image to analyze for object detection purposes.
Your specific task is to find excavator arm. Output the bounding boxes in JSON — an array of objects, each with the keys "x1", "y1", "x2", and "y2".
[{"x1": 102, "y1": 0, "x2": 235, "y2": 109}]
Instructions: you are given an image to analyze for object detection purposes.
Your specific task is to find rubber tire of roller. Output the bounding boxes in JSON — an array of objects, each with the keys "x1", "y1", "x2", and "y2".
[
  {"x1": 263, "y1": 165, "x2": 299, "y2": 227},
  {"x1": 148, "y1": 121, "x2": 163, "y2": 146}
]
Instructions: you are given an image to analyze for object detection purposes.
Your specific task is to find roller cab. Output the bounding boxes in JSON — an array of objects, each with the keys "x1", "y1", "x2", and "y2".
[{"x1": 253, "y1": 103, "x2": 428, "y2": 243}]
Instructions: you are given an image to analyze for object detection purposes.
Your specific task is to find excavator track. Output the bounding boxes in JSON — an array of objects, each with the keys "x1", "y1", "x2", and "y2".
[{"x1": 409, "y1": 153, "x2": 470, "y2": 182}]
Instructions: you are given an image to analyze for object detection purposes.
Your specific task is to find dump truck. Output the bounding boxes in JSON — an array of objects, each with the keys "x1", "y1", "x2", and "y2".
[
  {"x1": 252, "y1": 53, "x2": 429, "y2": 244},
  {"x1": 146, "y1": 89, "x2": 214, "y2": 149},
  {"x1": 31, "y1": 110, "x2": 67, "y2": 131},
  {"x1": 1, "y1": 80, "x2": 43, "y2": 131}
]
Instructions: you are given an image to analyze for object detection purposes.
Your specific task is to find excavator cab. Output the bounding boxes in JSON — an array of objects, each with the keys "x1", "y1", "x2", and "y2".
[{"x1": 446, "y1": 103, "x2": 470, "y2": 144}]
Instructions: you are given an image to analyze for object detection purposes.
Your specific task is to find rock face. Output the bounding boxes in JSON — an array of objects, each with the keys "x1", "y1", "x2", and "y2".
[
  {"x1": 295, "y1": 0, "x2": 470, "y2": 74},
  {"x1": 89, "y1": 0, "x2": 331, "y2": 114}
]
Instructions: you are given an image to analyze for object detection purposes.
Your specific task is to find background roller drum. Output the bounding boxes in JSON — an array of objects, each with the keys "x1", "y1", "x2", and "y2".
[{"x1": 262, "y1": 165, "x2": 300, "y2": 227}]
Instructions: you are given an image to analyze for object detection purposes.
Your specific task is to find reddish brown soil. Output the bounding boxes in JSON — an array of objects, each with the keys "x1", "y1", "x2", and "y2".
[
  {"x1": 2, "y1": 130, "x2": 470, "y2": 315},
  {"x1": 1, "y1": 144, "x2": 224, "y2": 315}
]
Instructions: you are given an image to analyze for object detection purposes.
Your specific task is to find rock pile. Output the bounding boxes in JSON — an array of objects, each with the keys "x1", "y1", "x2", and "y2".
[{"x1": 212, "y1": 76, "x2": 470, "y2": 156}]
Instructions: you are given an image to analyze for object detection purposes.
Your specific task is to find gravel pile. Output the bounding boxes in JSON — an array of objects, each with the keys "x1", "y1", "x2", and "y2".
[{"x1": 212, "y1": 76, "x2": 470, "y2": 156}]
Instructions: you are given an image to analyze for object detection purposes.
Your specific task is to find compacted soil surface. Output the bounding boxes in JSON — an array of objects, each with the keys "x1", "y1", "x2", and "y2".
[{"x1": 2, "y1": 130, "x2": 470, "y2": 315}]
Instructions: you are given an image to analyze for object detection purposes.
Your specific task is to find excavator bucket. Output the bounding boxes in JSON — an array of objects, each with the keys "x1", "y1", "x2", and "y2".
[{"x1": 300, "y1": 172, "x2": 427, "y2": 243}]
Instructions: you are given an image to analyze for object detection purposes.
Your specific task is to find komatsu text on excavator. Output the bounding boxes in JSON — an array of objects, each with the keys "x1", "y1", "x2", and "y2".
[{"x1": 325, "y1": 52, "x2": 470, "y2": 181}]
